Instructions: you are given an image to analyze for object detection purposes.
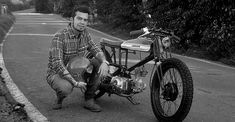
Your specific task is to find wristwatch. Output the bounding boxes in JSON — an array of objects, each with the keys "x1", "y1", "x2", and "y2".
[
  {"x1": 74, "y1": 81, "x2": 79, "y2": 86},
  {"x1": 62, "y1": 70, "x2": 70, "y2": 76},
  {"x1": 103, "y1": 60, "x2": 109, "y2": 65}
]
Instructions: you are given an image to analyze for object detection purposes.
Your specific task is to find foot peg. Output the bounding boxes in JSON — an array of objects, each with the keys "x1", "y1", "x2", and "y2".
[{"x1": 126, "y1": 96, "x2": 140, "y2": 105}]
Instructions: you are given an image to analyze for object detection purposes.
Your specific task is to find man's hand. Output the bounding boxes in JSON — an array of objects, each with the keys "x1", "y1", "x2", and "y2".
[
  {"x1": 63, "y1": 73, "x2": 87, "y2": 92},
  {"x1": 74, "y1": 81, "x2": 87, "y2": 93},
  {"x1": 98, "y1": 61, "x2": 109, "y2": 77}
]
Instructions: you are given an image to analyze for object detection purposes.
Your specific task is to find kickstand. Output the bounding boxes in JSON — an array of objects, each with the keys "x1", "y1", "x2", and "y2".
[{"x1": 126, "y1": 96, "x2": 140, "y2": 105}]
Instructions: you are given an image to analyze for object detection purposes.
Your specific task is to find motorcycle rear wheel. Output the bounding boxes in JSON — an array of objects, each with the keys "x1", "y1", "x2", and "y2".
[{"x1": 151, "y1": 58, "x2": 193, "y2": 122}]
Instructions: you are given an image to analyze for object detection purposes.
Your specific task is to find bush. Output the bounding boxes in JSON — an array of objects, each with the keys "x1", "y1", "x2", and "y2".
[
  {"x1": 96, "y1": 0, "x2": 144, "y2": 31},
  {"x1": 35, "y1": 0, "x2": 53, "y2": 13},
  {"x1": 147, "y1": 0, "x2": 235, "y2": 60},
  {"x1": 56, "y1": 0, "x2": 89, "y2": 17},
  {"x1": 0, "y1": 0, "x2": 30, "y2": 12},
  {"x1": 0, "y1": 14, "x2": 15, "y2": 42}
]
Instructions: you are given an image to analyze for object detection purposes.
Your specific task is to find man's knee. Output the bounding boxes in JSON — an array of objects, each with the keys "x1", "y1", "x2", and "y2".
[
  {"x1": 49, "y1": 74, "x2": 73, "y2": 96},
  {"x1": 90, "y1": 58, "x2": 101, "y2": 72},
  {"x1": 58, "y1": 82, "x2": 73, "y2": 96}
]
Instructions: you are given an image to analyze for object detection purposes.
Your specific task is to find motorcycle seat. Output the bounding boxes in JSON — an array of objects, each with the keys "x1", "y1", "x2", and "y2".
[{"x1": 100, "y1": 38, "x2": 124, "y2": 47}]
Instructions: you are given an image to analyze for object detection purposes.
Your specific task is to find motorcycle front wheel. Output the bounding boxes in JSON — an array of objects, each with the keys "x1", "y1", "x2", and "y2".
[{"x1": 151, "y1": 58, "x2": 193, "y2": 122}]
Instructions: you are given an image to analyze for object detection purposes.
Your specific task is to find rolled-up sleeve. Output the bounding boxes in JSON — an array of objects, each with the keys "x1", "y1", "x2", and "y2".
[{"x1": 49, "y1": 33, "x2": 67, "y2": 75}]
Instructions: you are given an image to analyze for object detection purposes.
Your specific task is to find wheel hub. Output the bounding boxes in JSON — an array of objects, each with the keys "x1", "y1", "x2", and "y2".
[{"x1": 162, "y1": 83, "x2": 179, "y2": 101}]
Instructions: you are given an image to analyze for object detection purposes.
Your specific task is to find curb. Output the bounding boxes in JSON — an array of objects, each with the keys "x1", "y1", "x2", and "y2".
[{"x1": 0, "y1": 26, "x2": 49, "y2": 122}]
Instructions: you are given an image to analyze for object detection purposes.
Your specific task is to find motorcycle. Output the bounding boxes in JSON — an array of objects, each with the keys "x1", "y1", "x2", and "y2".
[
  {"x1": 99, "y1": 19, "x2": 195, "y2": 121},
  {"x1": 68, "y1": 19, "x2": 194, "y2": 122}
]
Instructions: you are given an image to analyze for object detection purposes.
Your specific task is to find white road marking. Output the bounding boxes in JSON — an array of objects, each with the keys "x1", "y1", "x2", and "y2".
[
  {"x1": 15, "y1": 22, "x2": 67, "y2": 25},
  {"x1": 8, "y1": 33, "x2": 54, "y2": 36},
  {"x1": 1, "y1": 27, "x2": 49, "y2": 122},
  {"x1": 15, "y1": 21, "x2": 69, "y2": 23},
  {"x1": 14, "y1": 13, "x2": 54, "y2": 15}
]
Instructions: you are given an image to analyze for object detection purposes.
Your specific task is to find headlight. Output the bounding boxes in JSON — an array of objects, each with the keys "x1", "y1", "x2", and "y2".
[{"x1": 162, "y1": 37, "x2": 171, "y2": 47}]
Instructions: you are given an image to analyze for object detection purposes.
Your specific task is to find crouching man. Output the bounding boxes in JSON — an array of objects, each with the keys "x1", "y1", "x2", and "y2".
[{"x1": 46, "y1": 5, "x2": 109, "y2": 112}]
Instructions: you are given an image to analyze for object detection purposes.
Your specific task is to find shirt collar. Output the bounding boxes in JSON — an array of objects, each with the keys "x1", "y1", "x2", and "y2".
[{"x1": 67, "y1": 23, "x2": 83, "y2": 39}]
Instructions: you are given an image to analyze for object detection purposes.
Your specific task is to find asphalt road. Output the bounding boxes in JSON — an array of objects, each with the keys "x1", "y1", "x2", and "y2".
[{"x1": 2, "y1": 10, "x2": 235, "y2": 122}]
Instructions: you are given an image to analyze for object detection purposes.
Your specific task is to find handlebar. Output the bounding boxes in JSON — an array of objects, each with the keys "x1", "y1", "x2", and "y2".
[
  {"x1": 171, "y1": 35, "x2": 181, "y2": 41},
  {"x1": 130, "y1": 29, "x2": 144, "y2": 36},
  {"x1": 130, "y1": 27, "x2": 181, "y2": 41}
]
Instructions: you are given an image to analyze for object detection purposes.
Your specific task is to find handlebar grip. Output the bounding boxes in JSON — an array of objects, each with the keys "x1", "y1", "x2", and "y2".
[
  {"x1": 172, "y1": 35, "x2": 181, "y2": 41},
  {"x1": 130, "y1": 29, "x2": 144, "y2": 36}
]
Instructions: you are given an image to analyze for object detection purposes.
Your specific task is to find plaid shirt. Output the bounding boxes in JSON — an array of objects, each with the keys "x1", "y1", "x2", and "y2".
[{"x1": 46, "y1": 24, "x2": 101, "y2": 81}]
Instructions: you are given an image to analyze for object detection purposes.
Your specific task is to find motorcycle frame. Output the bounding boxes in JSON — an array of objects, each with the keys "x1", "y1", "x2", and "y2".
[
  {"x1": 101, "y1": 32, "x2": 170, "y2": 73},
  {"x1": 100, "y1": 42, "x2": 157, "y2": 74}
]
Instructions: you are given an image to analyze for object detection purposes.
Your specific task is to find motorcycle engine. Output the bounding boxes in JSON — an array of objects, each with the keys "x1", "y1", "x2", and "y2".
[{"x1": 110, "y1": 76, "x2": 133, "y2": 94}]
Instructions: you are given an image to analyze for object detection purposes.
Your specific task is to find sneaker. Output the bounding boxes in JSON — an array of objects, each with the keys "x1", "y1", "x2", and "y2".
[
  {"x1": 52, "y1": 103, "x2": 62, "y2": 110},
  {"x1": 52, "y1": 96, "x2": 65, "y2": 110},
  {"x1": 84, "y1": 99, "x2": 102, "y2": 112}
]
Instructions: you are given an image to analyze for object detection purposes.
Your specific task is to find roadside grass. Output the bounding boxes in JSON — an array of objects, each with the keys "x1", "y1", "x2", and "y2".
[
  {"x1": 0, "y1": 14, "x2": 31, "y2": 122},
  {"x1": 0, "y1": 14, "x2": 15, "y2": 42}
]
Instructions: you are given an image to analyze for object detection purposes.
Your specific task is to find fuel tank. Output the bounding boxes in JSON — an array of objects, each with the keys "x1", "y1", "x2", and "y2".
[{"x1": 121, "y1": 37, "x2": 152, "y2": 52}]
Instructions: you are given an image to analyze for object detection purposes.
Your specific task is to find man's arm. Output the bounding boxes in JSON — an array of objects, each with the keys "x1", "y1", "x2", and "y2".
[
  {"x1": 50, "y1": 33, "x2": 78, "y2": 86},
  {"x1": 95, "y1": 52, "x2": 109, "y2": 64},
  {"x1": 85, "y1": 31, "x2": 108, "y2": 63},
  {"x1": 96, "y1": 52, "x2": 109, "y2": 76},
  {"x1": 61, "y1": 71, "x2": 79, "y2": 86},
  {"x1": 85, "y1": 31, "x2": 109, "y2": 76}
]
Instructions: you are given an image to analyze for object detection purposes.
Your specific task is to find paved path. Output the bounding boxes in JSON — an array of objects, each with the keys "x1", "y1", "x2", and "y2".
[{"x1": 2, "y1": 10, "x2": 235, "y2": 122}]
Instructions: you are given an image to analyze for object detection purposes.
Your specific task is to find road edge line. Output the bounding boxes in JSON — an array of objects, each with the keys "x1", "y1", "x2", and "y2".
[{"x1": 0, "y1": 26, "x2": 49, "y2": 122}]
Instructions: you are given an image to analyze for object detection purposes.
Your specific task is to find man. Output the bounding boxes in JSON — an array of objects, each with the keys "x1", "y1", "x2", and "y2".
[{"x1": 46, "y1": 5, "x2": 109, "y2": 112}]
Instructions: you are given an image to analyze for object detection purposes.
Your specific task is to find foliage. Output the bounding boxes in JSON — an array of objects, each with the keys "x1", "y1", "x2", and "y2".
[
  {"x1": 96, "y1": 0, "x2": 144, "y2": 31},
  {"x1": 147, "y1": 0, "x2": 235, "y2": 60},
  {"x1": 0, "y1": 0, "x2": 30, "y2": 12},
  {"x1": 55, "y1": 0, "x2": 143, "y2": 30},
  {"x1": 28, "y1": 0, "x2": 35, "y2": 6},
  {"x1": 56, "y1": 0, "x2": 90, "y2": 17},
  {"x1": 0, "y1": 14, "x2": 15, "y2": 42},
  {"x1": 35, "y1": 0, "x2": 53, "y2": 13}
]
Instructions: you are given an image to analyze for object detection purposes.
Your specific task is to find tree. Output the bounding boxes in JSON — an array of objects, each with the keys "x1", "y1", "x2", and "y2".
[
  {"x1": 96, "y1": 0, "x2": 144, "y2": 30},
  {"x1": 150, "y1": 0, "x2": 235, "y2": 60},
  {"x1": 35, "y1": 0, "x2": 53, "y2": 13}
]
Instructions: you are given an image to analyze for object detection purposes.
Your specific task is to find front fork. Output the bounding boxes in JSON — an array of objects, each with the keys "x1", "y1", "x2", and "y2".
[{"x1": 150, "y1": 36, "x2": 173, "y2": 90}]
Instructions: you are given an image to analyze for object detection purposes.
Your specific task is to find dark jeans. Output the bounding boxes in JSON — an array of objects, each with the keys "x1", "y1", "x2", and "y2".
[{"x1": 84, "y1": 58, "x2": 101, "y2": 100}]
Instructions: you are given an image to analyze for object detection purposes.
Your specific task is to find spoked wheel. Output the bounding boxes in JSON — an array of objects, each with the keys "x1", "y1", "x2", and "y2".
[
  {"x1": 151, "y1": 58, "x2": 193, "y2": 122},
  {"x1": 94, "y1": 48, "x2": 112, "y2": 99}
]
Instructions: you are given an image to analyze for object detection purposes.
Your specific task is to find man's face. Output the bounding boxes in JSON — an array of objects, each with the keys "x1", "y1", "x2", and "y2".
[{"x1": 72, "y1": 11, "x2": 88, "y2": 31}]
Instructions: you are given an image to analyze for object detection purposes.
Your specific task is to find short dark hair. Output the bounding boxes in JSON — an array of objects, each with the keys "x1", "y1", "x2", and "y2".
[{"x1": 72, "y1": 5, "x2": 90, "y2": 17}]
